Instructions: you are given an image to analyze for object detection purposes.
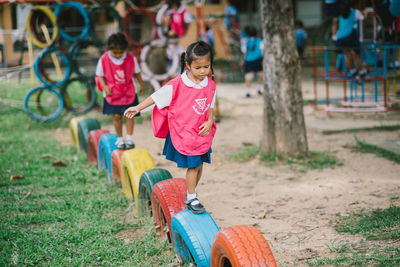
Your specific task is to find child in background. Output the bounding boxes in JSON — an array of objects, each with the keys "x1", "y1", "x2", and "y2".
[
  {"x1": 295, "y1": 20, "x2": 308, "y2": 58},
  {"x1": 124, "y1": 41, "x2": 216, "y2": 214},
  {"x1": 163, "y1": 0, "x2": 193, "y2": 38},
  {"x1": 224, "y1": 0, "x2": 240, "y2": 30},
  {"x1": 334, "y1": 0, "x2": 368, "y2": 79},
  {"x1": 95, "y1": 33, "x2": 145, "y2": 149},
  {"x1": 241, "y1": 25, "x2": 263, "y2": 98}
]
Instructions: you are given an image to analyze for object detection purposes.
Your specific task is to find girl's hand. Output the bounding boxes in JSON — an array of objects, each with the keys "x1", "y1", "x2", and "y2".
[
  {"x1": 198, "y1": 120, "x2": 213, "y2": 136},
  {"x1": 104, "y1": 85, "x2": 112, "y2": 96},
  {"x1": 124, "y1": 106, "x2": 140, "y2": 119}
]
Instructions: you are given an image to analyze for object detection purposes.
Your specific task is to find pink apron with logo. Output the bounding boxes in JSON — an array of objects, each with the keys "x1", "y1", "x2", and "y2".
[
  {"x1": 152, "y1": 76, "x2": 216, "y2": 156},
  {"x1": 95, "y1": 52, "x2": 136, "y2": 105},
  {"x1": 170, "y1": 9, "x2": 186, "y2": 37}
]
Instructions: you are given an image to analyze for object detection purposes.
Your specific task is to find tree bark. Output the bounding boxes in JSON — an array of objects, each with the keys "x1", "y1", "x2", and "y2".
[{"x1": 259, "y1": 0, "x2": 308, "y2": 156}]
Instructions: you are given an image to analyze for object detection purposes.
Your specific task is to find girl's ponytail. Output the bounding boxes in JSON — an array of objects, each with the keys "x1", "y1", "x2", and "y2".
[{"x1": 180, "y1": 52, "x2": 186, "y2": 74}]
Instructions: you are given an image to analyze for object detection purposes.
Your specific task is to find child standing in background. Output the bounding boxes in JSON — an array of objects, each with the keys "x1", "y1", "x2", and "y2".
[
  {"x1": 95, "y1": 33, "x2": 145, "y2": 149},
  {"x1": 124, "y1": 41, "x2": 216, "y2": 214},
  {"x1": 163, "y1": 0, "x2": 193, "y2": 38},
  {"x1": 295, "y1": 20, "x2": 308, "y2": 58},
  {"x1": 241, "y1": 25, "x2": 263, "y2": 98}
]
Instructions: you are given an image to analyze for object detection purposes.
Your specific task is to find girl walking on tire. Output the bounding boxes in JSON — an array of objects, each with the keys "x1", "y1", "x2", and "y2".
[
  {"x1": 124, "y1": 41, "x2": 216, "y2": 214},
  {"x1": 95, "y1": 33, "x2": 145, "y2": 150}
]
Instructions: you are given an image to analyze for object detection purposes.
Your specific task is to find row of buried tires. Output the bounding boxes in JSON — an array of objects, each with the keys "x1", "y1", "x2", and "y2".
[
  {"x1": 24, "y1": 1, "x2": 181, "y2": 122},
  {"x1": 70, "y1": 116, "x2": 277, "y2": 267}
]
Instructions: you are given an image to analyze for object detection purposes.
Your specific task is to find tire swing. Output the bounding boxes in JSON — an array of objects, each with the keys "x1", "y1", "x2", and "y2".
[
  {"x1": 87, "y1": 129, "x2": 110, "y2": 165},
  {"x1": 122, "y1": 7, "x2": 157, "y2": 48},
  {"x1": 34, "y1": 46, "x2": 71, "y2": 88},
  {"x1": 151, "y1": 178, "x2": 187, "y2": 242},
  {"x1": 54, "y1": 1, "x2": 90, "y2": 43},
  {"x1": 138, "y1": 168, "x2": 172, "y2": 217},
  {"x1": 69, "y1": 116, "x2": 86, "y2": 152},
  {"x1": 26, "y1": 6, "x2": 59, "y2": 48},
  {"x1": 171, "y1": 209, "x2": 219, "y2": 267},
  {"x1": 211, "y1": 225, "x2": 277, "y2": 267},
  {"x1": 60, "y1": 76, "x2": 97, "y2": 114},
  {"x1": 97, "y1": 133, "x2": 118, "y2": 181},
  {"x1": 77, "y1": 118, "x2": 101, "y2": 154},
  {"x1": 88, "y1": 3, "x2": 122, "y2": 46},
  {"x1": 24, "y1": 85, "x2": 64, "y2": 122},
  {"x1": 140, "y1": 39, "x2": 180, "y2": 81},
  {"x1": 155, "y1": 4, "x2": 180, "y2": 43},
  {"x1": 120, "y1": 149, "x2": 155, "y2": 211},
  {"x1": 110, "y1": 149, "x2": 125, "y2": 184},
  {"x1": 69, "y1": 40, "x2": 106, "y2": 79}
]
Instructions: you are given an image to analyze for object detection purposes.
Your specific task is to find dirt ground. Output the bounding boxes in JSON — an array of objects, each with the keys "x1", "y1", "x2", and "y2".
[{"x1": 56, "y1": 68, "x2": 400, "y2": 266}]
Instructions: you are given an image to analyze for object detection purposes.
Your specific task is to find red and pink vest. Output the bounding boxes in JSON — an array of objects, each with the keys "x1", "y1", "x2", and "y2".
[
  {"x1": 170, "y1": 8, "x2": 187, "y2": 37},
  {"x1": 95, "y1": 52, "x2": 136, "y2": 105},
  {"x1": 152, "y1": 75, "x2": 216, "y2": 156}
]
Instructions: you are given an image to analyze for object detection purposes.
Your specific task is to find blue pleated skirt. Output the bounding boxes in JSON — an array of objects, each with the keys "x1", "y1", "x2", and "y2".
[{"x1": 163, "y1": 133, "x2": 211, "y2": 168}]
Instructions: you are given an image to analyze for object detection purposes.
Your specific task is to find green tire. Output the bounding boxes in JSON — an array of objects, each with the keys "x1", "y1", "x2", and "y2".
[{"x1": 77, "y1": 117, "x2": 101, "y2": 155}]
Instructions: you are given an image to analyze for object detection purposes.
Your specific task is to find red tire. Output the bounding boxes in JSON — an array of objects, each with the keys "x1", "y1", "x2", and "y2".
[
  {"x1": 151, "y1": 178, "x2": 186, "y2": 242},
  {"x1": 111, "y1": 149, "x2": 125, "y2": 184},
  {"x1": 87, "y1": 129, "x2": 109, "y2": 165},
  {"x1": 211, "y1": 225, "x2": 277, "y2": 267}
]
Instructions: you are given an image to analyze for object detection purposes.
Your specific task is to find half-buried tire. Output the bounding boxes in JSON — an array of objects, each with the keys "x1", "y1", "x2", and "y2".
[
  {"x1": 69, "y1": 116, "x2": 86, "y2": 152},
  {"x1": 111, "y1": 149, "x2": 125, "y2": 185},
  {"x1": 87, "y1": 129, "x2": 109, "y2": 165},
  {"x1": 211, "y1": 225, "x2": 277, "y2": 267},
  {"x1": 171, "y1": 209, "x2": 219, "y2": 267},
  {"x1": 151, "y1": 178, "x2": 186, "y2": 242},
  {"x1": 97, "y1": 133, "x2": 118, "y2": 182},
  {"x1": 77, "y1": 117, "x2": 100, "y2": 155},
  {"x1": 138, "y1": 168, "x2": 172, "y2": 217}
]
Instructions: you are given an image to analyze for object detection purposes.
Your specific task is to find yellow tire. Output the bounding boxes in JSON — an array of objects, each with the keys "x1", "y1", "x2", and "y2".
[
  {"x1": 69, "y1": 116, "x2": 86, "y2": 152},
  {"x1": 26, "y1": 6, "x2": 59, "y2": 48},
  {"x1": 120, "y1": 148, "x2": 156, "y2": 212}
]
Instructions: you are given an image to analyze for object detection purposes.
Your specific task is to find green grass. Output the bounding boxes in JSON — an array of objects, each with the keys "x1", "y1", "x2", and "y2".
[
  {"x1": 355, "y1": 137, "x2": 400, "y2": 164},
  {"x1": 227, "y1": 145, "x2": 339, "y2": 171},
  {"x1": 0, "y1": 94, "x2": 176, "y2": 265},
  {"x1": 307, "y1": 206, "x2": 400, "y2": 266}
]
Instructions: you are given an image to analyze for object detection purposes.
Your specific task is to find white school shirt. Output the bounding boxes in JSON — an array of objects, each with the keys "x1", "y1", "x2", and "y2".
[{"x1": 151, "y1": 71, "x2": 216, "y2": 110}]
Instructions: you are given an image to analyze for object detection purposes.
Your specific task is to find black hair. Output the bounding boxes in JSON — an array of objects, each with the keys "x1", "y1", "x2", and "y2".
[
  {"x1": 107, "y1": 32, "x2": 128, "y2": 50},
  {"x1": 180, "y1": 41, "x2": 214, "y2": 78},
  {"x1": 295, "y1": 20, "x2": 304, "y2": 28},
  {"x1": 167, "y1": 0, "x2": 181, "y2": 8},
  {"x1": 340, "y1": 0, "x2": 356, "y2": 18},
  {"x1": 244, "y1": 25, "x2": 257, "y2": 38}
]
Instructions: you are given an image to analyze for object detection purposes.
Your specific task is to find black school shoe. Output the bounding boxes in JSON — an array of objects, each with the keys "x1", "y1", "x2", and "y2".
[{"x1": 184, "y1": 198, "x2": 205, "y2": 214}]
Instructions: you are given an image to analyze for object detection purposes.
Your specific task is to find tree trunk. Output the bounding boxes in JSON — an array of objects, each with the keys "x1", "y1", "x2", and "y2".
[{"x1": 259, "y1": 0, "x2": 308, "y2": 156}]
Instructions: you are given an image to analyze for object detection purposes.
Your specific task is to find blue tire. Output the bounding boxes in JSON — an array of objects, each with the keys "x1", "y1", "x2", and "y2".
[
  {"x1": 33, "y1": 46, "x2": 71, "y2": 88},
  {"x1": 54, "y1": 1, "x2": 90, "y2": 42},
  {"x1": 97, "y1": 133, "x2": 118, "y2": 182},
  {"x1": 171, "y1": 209, "x2": 219, "y2": 267},
  {"x1": 24, "y1": 86, "x2": 64, "y2": 122}
]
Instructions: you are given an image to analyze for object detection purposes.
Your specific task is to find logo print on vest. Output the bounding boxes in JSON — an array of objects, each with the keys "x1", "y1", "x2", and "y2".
[
  {"x1": 114, "y1": 70, "x2": 126, "y2": 83},
  {"x1": 192, "y1": 98, "x2": 210, "y2": 115}
]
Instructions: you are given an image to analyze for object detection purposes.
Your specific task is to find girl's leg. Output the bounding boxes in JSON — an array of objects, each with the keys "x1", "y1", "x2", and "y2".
[
  {"x1": 113, "y1": 114, "x2": 123, "y2": 137},
  {"x1": 185, "y1": 165, "x2": 205, "y2": 214},
  {"x1": 113, "y1": 114, "x2": 125, "y2": 149},
  {"x1": 244, "y1": 72, "x2": 253, "y2": 97},
  {"x1": 125, "y1": 117, "x2": 135, "y2": 149},
  {"x1": 196, "y1": 164, "x2": 203, "y2": 186},
  {"x1": 256, "y1": 71, "x2": 263, "y2": 95}
]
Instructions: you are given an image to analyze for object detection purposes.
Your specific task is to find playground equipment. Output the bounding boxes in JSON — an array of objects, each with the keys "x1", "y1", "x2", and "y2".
[
  {"x1": 77, "y1": 117, "x2": 101, "y2": 154},
  {"x1": 310, "y1": 43, "x2": 400, "y2": 113},
  {"x1": 68, "y1": 116, "x2": 278, "y2": 266},
  {"x1": 87, "y1": 129, "x2": 110, "y2": 165}
]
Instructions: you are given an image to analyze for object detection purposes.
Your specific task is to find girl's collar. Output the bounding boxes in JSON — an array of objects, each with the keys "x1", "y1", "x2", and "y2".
[
  {"x1": 107, "y1": 51, "x2": 127, "y2": 62},
  {"x1": 181, "y1": 71, "x2": 208, "y2": 89}
]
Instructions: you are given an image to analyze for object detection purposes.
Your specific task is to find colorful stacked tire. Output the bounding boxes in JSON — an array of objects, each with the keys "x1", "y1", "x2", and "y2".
[
  {"x1": 171, "y1": 209, "x2": 219, "y2": 266},
  {"x1": 120, "y1": 148, "x2": 155, "y2": 211},
  {"x1": 77, "y1": 118, "x2": 101, "y2": 154},
  {"x1": 69, "y1": 116, "x2": 86, "y2": 152},
  {"x1": 111, "y1": 149, "x2": 125, "y2": 184},
  {"x1": 26, "y1": 6, "x2": 59, "y2": 48},
  {"x1": 211, "y1": 225, "x2": 277, "y2": 267},
  {"x1": 138, "y1": 168, "x2": 172, "y2": 217},
  {"x1": 87, "y1": 129, "x2": 110, "y2": 165},
  {"x1": 97, "y1": 133, "x2": 118, "y2": 182},
  {"x1": 151, "y1": 178, "x2": 187, "y2": 242}
]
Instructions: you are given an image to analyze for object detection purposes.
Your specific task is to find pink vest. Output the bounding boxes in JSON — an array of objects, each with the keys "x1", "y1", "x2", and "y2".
[
  {"x1": 170, "y1": 8, "x2": 186, "y2": 37},
  {"x1": 95, "y1": 52, "x2": 136, "y2": 105},
  {"x1": 152, "y1": 76, "x2": 216, "y2": 156}
]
